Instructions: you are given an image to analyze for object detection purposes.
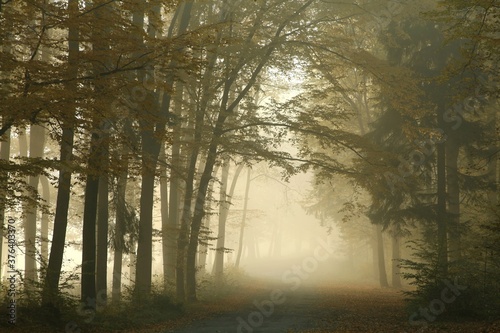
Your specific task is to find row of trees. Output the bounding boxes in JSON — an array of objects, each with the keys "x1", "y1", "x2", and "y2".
[
  {"x1": 0, "y1": 0, "x2": 498, "y2": 322},
  {"x1": 0, "y1": 0, "x2": 354, "y2": 310}
]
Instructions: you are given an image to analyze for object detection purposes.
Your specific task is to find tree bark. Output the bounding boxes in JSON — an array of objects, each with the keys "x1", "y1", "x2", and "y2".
[
  {"x1": 197, "y1": 163, "x2": 220, "y2": 273},
  {"x1": 391, "y1": 235, "x2": 401, "y2": 288},
  {"x1": 159, "y1": 145, "x2": 170, "y2": 291},
  {"x1": 111, "y1": 120, "x2": 131, "y2": 303},
  {"x1": 0, "y1": 127, "x2": 10, "y2": 281},
  {"x1": 165, "y1": 84, "x2": 182, "y2": 281},
  {"x1": 135, "y1": 0, "x2": 192, "y2": 299},
  {"x1": 213, "y1": 157, "x2": 230, "y2": 281},
  {"x1": 24, "y1": 125, "x2": 45, "y2": 286},
  {"x1": 376, "y1": 224, "x2": 389, "y2": 287},
  {"x1": 81, "y1": 124, "x2": 102, "y2": 305},
  {"x1": 42, "y1": 0, "x2": 79, "y2": 308},
  {"x1": 235, "y1": 168, "x2": 251, "y2": 268},
  {"x1": 40, "y1": 175, "x2": 51, "y2": 264},
  {"x1": 96, "y1": 170, "x2": 109, "y2": 303}
]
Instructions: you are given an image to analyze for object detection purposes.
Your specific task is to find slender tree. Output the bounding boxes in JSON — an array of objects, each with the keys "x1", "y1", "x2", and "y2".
[{"x1": 42, "y1": 0, "x2": 79, "y2": 308}]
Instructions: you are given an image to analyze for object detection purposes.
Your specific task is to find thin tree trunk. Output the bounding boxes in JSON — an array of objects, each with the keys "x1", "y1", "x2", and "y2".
[
  {"x1": 42, "y1": 0, "x2": 79, "y2": 308},
  {"x1": 112, "y1": 121, "x2": 131, "y2": 303},
  {"x1": 93, "y1": 0, "x2": 112, "y2": 304},
  {"x1": 213, "y1": 157, "x2": 230, "y2": 281},
  {"x1": 159, "y1": 145, "x2": 170, "y2": 290},
  {"x1": 18, "y1": 129, "x2": 33, "y2": 286},
  {"x1": 81, "y1": 122, "x2": 102, "y2": 304},
  {"x1": 0, "y1": 127, "x2": 10, "y2": 281},
  {"x1": 135, "y1": 156, "x2": 155, "y2": 297},
  {"x1": 371, "y1": 227, "x2": 379, "y2": 280},
  {"x1": 235, "y1": 168, "x2": 251, "y2": 268},
  {"x1": 24, "y1": 125, "x2": 45, "y2": 287},
  {"x1": 391, "y1": 235, "x2": 401, "y2": 288},
  {"x1": 198, "y1": 164, "x2": 219, "y2": 273},
  {"x1": 176, "y1": 91, "x2": 206, "y2": 300},
  {"x1": 166, "y1": 84, "x2": 182, "y2": 281},
  {"x1": 376, "y1": 224, "x2": 389, "y2": 287},
  {"x1": 96, "y1": 170, "x2": 109, "y2": 303},
  {"x1": 40, "y1": 175, "x2": 51, "y2": 264},
  {"x1": 135, "y1": 0, "x2": 191, "y2": 299}
]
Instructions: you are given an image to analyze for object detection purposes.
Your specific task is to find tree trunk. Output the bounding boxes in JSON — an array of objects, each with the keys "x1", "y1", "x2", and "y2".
[
  {"x1": 81, "y1": 123, "x2": 102, "y2": 305},
  {"x1": 111, "y1": 121, "x2": 131, "y2": 304},
  {"x1": 235, "y1": 168, "x2": 251, "y2": 268},
  {"x1": 135, "y1": 158, "x2": 155, "y2": 297},
  {"x1": 42, "y1": 0, "x2": 79, "y2": 308},
  {"x1": 0, "y1": 127, "x2": 11, "y2": 281},
  {"x1": 165, "y1": 82, "x2": 183, "y2": 281},
  {"x1": 176, "y1": 93, "x2": 205, "y2": 300},
  {"x1": 40, "y1": 175, "x2": 51, "y2": 264},
  {"x1": 371, "y1": 227, "x2": 379, "y2": 280},
  {"x1": 198, "y1": 164, "x2": 219, "y2": 273},
  {"x1": 159, "y1": 145, "x2": 170, "y2": 291},
  {"x1": 18, "y1": 129, "x2": 32, "y2": 286},
  {"x1": 96, "y1": 170, "x2": 109, "y2": 304},
  {"x1": 391, "y1": 235, "x2": 401, "y2": 288},
  {"x1": 92, "y1": 0, "x2": 112, "y2": 304},
  {"x1": 135, "y1": 0, "x2": 191, "y2": 299},
  {"x1": 24, "y1": 125, "x2": 45, "y2": 287},
  {"x1": 213, "y1": 157, "x2": 230, "y2": 281},
  {"x1": 376, "y1": 224, "x2": 389, "y2": 287}
]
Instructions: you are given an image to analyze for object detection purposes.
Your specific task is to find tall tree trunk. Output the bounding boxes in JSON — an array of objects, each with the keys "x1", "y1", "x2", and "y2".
[
  {"x1": 391, "y1": 235, "x2": 401, "y2": 288},
  {"x1": 235, "y1": 168, "x2": 251, "y2": 268},
  {"x1": 24, "y1": 125, "x2": 45, "y2": 287},
  {"x1": 81, "y1": 121, "x2": 103, "y2": 305},
  {"x1": 111, "y1": 120, "x2": 131, "y2": 303},
  {"x1": 93, "y1": 0, "x2": 112, "y2": 305},
  {"x1": 376, "y1": 224, "x2": 389, "y2": 287},
  {"x1": 135, "y1": 0, "x2": 191, "y2": 299},
  {"x1": 40, "y1": 176, "x2": 51, "y2": 264},
  {"x1": 165, "y1": 84, "x2": 182, "y2": 281},
  {"x1": 96, "y1": 170, "x2": 109, "y2": 304},
  {"x1": 198, "y1": 164, "x2": 219, "y2": 273},
  {"x1": 176, "y1": 90, "x2": 207, "y2": 300},
  {"x1": 159, "y1": 145, "x2": 170, "y2": 291},
  {"x1": 18, "y1": 129, "x2": 31, "y2": 285},
  {"x1": 213, "y1": 157, "x2": 230, "y2": 282},
  {"x1": 0, "y1": 127, "x2": 11, "y2": 281},
  {"x1": 42, "y1": 0, "x2": 79, "y2": 308},
  {"x1": 214, "y1": 161, "x2": 244, "y2": 277},
  {"x1": 371, "y1": 228, "x2": 379, "y2": 280}
]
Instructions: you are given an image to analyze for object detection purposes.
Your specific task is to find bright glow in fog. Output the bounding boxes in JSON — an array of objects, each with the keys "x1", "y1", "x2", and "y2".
[{"x1": 149, "y1": 166, "x2": 353, "y2": 284}]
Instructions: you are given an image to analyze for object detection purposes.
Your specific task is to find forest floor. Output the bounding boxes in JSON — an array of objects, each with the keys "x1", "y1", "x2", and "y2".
[
  {"x1": 128, "y1": 280, "x2": 499, "y2": 333},
  {"x1": 4, "y1": 279, "x2": 500, "y2": 332}
]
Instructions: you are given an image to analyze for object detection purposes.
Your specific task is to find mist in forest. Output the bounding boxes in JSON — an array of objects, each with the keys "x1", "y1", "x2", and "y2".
[{"x1": 1, "y1": 0, "x2": 499, "y2": 331}]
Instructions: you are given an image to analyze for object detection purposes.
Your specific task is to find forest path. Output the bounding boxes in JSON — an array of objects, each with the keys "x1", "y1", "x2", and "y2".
[{"x1": 162, "y1": 282, "x2": 499, "y2": 333}]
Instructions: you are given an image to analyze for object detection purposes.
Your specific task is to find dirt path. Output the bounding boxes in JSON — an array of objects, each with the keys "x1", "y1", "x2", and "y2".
[{"x1": 165, "y1": 283, "x2": 499, "y2": 333}]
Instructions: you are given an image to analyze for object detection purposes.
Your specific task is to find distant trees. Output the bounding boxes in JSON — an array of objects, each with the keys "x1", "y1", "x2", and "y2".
[{"x1": 300, "y1": 0, "x2": 499, "y2": 317}]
